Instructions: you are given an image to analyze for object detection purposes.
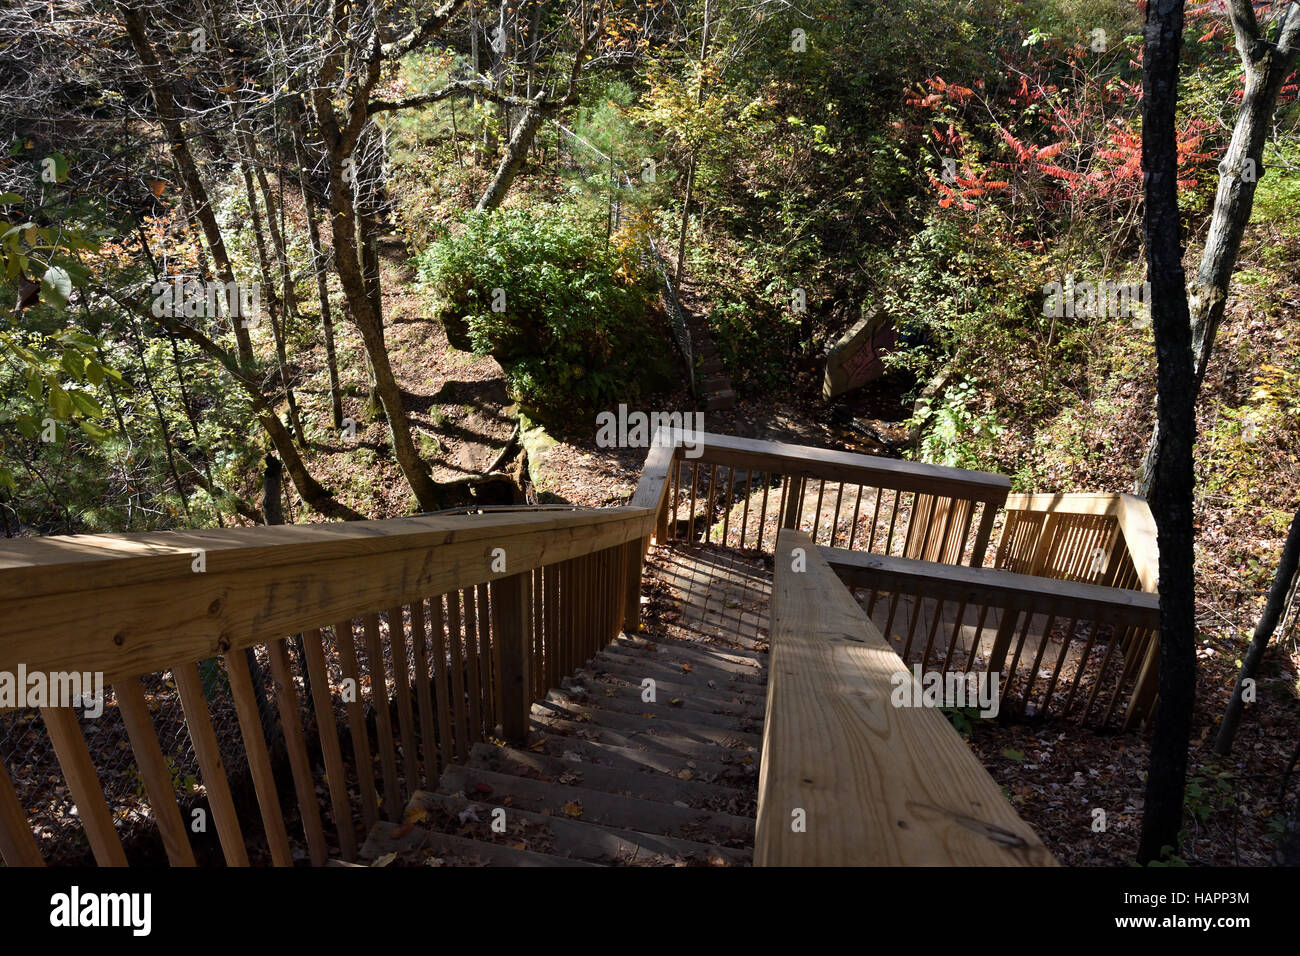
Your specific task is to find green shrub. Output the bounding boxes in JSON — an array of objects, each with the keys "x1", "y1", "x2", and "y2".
[{"x1": 416, "y1": 207, "x2": 670, "y2": 423}]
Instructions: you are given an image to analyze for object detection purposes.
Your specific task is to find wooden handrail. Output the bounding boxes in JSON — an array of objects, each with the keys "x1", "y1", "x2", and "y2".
[
  {"x1": 756, "y1": 530, "x2": 1056, "y2": 866},
  {"x1": 820, "y1": 547, "x2": 1161, "y2": 627},
  {"x1": 0, "y1": 506, "x2": 653, "y2": 682},
  {"x1": 1001, "y1": 492, "x2": 1158, "y2": 593},
  {"x1": 659, "y1": 428, "x2": 1010, "y2": 498},
  {"x1": 644, "y1": 428, "x2": 1010, "y2": 565},
  {"x1": 821, "y1": 545, "x2": 1160, "y2": 729}
]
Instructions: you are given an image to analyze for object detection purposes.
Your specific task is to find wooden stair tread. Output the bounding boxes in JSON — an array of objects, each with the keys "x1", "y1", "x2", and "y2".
[
  {"x1": 575, "y1": 661, "x2": 766, "y2": 706},
  {"x1": 437, "y1": 765, "x2": 755, "y2": 841},
  {"x1": 467, "y1": 742, "x2": 755, "y2": 814},
  {"x1": 529, "y1": 716, "x2": 758, "y2": 762},
  {"x1": 409, "y1": 790, "x2": 750, "y2": 866},
  {"x1": 564, "y1": 672, "x2": 765, "y2": 718},
  {"x1": 553, "y1": 683, "x2": 764, "y2": 728},
  {"x1": 534, "y1": 697, "x2": 763, "y2": 748},
  {"x1": 527, "y1": 734, "x2": 759, "y2": 784}
]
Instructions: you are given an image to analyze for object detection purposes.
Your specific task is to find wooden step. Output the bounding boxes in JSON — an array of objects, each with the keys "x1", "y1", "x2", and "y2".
[
  {"x1": 437, "y1": 765, "x2": 755, "y2": 843},
  {"x1": 567, "y1": 670, "x2": 764, "y2": 718},
  {"x1": 530, "y1": 716, "x2": 758, "y2": 763},
  {"x1": 601, "y1": 642, "x2": 765, "y2": 680},
  {"x1": 706, "y1": 390, "x2": 736, "y2": 411},
  {"x1": 467, "y1": 743, "x2": 756, "y2": 815},
  {"x1": 576, "y1": 659, "x2": 766, "y2": 706},
  {"x1": 588, "y1": 651, "x2": 766, "y2": 689},
  {"x1": 616, "y1": 633, "x2": 770, "y2": 666},
  {"x1": 409, "y1": 790, "x2": 750, "y2": 866},
  {"x1": 533, "y1": 698, "x2": 763, "y2": 750},
  {"x1": 553, "y1": 683, "x2": 763, "y2": 729},
  {"x1": 360, "y1": 820, "x2": 598, "y2": 866},
  {"x1": 528, "y1": 732, "x2": 759, "y2": 784}
]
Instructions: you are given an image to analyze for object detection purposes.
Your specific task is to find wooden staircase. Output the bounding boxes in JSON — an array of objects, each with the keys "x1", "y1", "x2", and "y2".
[{"x1": 358, "y1": 544, "x2": 770, "y2": 866}]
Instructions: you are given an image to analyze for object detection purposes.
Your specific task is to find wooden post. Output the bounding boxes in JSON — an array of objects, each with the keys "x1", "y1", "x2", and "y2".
[
  {"x1": 781, "y1": 475, "x2": 805, "y2": 529},
  {"x1": 491, "y1": 571, "x2": 534, "y2": 745},
  {"x1": 623, "y1": 538, "x2": 644, "y2": 634},
  {"x1": 970, "y1": 496, "x2": 1003, "y2": 567}
]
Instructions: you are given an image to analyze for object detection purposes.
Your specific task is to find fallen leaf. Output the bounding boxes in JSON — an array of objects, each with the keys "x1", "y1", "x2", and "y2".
[
  {"x1": 561, "y1": 801, "x2": 583, "y2": 818},
  {"x1": 371, "y1": 852, "x2": 397, "y2": 867}
]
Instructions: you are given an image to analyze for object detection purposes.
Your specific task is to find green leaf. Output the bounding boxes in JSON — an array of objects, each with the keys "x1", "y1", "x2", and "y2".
[
  {"x1": 48, "y1": 383, "x2": 72, "y2": 419},
  {"x1": 68, "y1": 390, "x2": 102, "y2": 418},
  {"x1": 40, "y1": 265, "x2": 72, "y2": 309},
  {"x1": 77, "y1": 420, "x2": 111, "y2": 441},
  {"x1": 46, "y1": 152, "x2": 69, "y2": 183},
  {"x1": 60, "y1": 348, "x2": 84, "y2": 381},
  {"x1": 1001, "y1": 748, "x2": 1026, "y2": 762},
  {"x1": 0, "y1": 192, "x2": 21, "y2": 204},
  {"x1": 25, "y1": 367, "x2": 42, "y2": 401},
  {"x1": 84, "y1": 360, "x2": 104, "y2": 386}
]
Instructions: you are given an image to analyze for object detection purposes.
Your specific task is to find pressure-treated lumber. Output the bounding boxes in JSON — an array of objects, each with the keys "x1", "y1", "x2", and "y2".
[{"x1": 755, "y1": 530, "x2": 1056, "y2": 866}]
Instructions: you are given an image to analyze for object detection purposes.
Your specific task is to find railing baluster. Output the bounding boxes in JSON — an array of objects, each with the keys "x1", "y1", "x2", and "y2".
[
  {"x1": 722, "y1": 466, "x2": 733, "y2": 545},
  {"x1": 427, "y1": 598, "x2": 455, "y2": 773},
  {"x1": 302, "y1": 628, "x2": 359, "y2": 859},
  {"x1": 462, "y1": 590, "x2": 484, "y2": 746},
  {"x1": 848, "y1": 483, "x2": 864, "y2": 550},
  {"x1": 173, "y1": 660, "x2": 249, "y2": 866},
  {"x1": 387, "y1": 607, "x2": 420, "y2": 798},
  {"x1": 362, "y1": 614, "x2": 401, "y2": 821},
  {"x1": 334, "y1": 619, "x2": 380, "y2": 828},
  {"x1": 1038, "y1": 616, "x2": 1080, "y2": 718},
  {"x1": 444, "y1": 596, "x2": 469, "y2": 763},
  {"x1": 43, "y1": 705, "x2": 129, "y2": 866},
  {"x1": 688, "y1": 461, "x2": 699, "y2": 541},
  {"x1": 740, "y1": 469, "x2": 753, "y2": 549},
  {"x1": 940, "y1": 597, "x2": 970, "y2": 676},
  {"x1": 1061, "y1": 619, "x2": 1101, "y2": 718},
  {"x1": 1018, "y1": 613, "x2": 1058, "y2": 716},
  {"x1": 408, "y1": 603, "x2": 439, "y2": 790},
  {"x1": 115, "y1": 678, "x2": 196, "y2": 866},
  {"x1": 0, "y1": 760, "x2": 43, "y2": 866},
  {"x1": 224, "y1": 649, "x2": 294, "y2": 865},
  {"x1": 884, "y1": 488, "x2": 901, "y2": 556},
  {"x1": 266, "y1": 638, "x2": 328, "y2": 865}
]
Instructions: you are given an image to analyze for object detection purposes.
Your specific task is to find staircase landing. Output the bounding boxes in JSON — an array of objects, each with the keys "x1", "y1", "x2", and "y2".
[{"x1": 359, "y1": 544, "x2": 771, "y2": 866}]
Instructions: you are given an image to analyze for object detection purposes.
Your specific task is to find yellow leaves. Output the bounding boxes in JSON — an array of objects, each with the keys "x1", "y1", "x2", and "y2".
[
  {"x1": 404, "y1": 806, "x2": 429, "y2": 825},
  {"x1": 560, "y1": 801, "x2": 583, "y2": 819}
]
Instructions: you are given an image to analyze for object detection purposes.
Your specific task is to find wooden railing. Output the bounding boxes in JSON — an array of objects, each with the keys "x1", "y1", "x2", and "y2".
[
  {"x1": 822, "y1": 547, "x2": 1161, "y2": 730},
  {"x1": 991, "y1": 492, "x2": 1160, "y2": 725},
  {"x1": 996, "y1": 492, "x2": 1158, "y2": 592},
  {"x1": 0, "y1": 507, "x2": 652, "y2": 866},
  {"x1": 755, "y1": 530, "x2": 1056, "y2": 866},
  {"x1": 651, "y1": 431, "x2": 1011, "y2": 566}
]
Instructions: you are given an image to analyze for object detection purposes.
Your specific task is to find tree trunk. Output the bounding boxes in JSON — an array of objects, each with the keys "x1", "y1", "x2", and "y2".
[
  {"x1": 1136, "y1": 2, "x2": 1300, "y2": 500},
  {"x1": 263, "y1": 454, "x2": 286, "y2": 526},
  {"x1": 1213, "y1": 505, "x2": 1300, "y2": 754},
  {"x1": 118, "y1": 4, "x2": 254, "y2": 366},
  {"x1": 311, "y1": 107, "x2": 447, "y2": 511},
  {"x1": 475, "y1": 97, "x2": 547, "y2": 212},
  {"x1": 289, "y1": 101, "x2": 345, "y2": 429},
  {"x1": 1137, "y1": 0, "x2": 1198, "y2": 866}
]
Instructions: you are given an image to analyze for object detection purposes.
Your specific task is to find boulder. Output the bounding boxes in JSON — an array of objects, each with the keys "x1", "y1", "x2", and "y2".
[{"x1": 822, "y1": 307, "x2": 895, "y2": 399}]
